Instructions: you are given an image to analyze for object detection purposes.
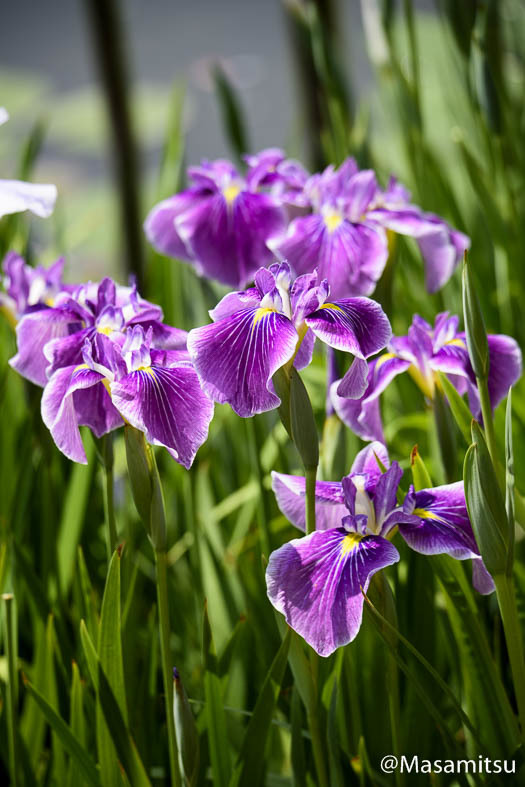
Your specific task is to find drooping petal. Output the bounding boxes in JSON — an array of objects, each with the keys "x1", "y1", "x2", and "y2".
[
  {"x1": 144, "y1": 191, "x2": 197, "y2": 261},
  {"x1": 271, "y1": 472, "x2": 347, "y2": 532},
  {"x1": 305, "y1": 297, "x2": 391, "y2": 359},
  {"x1": 350, "y1": 441, "x2": 390, "y2": 480},
  {"x1": 41, "y1": 364, "x2": 121, "y2": 463},
  {"x1": 331, "y1": 379, "x2": 385, "y2": 442},
  {"x1": 0, "y1": 179, "x2": 57, "y2": 219},
  {"x1": 209, "y1": 288, "x2": 261, "y2": 321},
  {"x1": 266, "y1": 528, "x2": 399, "y2": 656},
  {"x1": 270, "y1": 214, "x2": 388, "y2": 299},
  {"x1": 485, "y1": 334, "x2": 522, "y2": 410},
  {"x1": 187, "y1": 307, "x2": 298, "y2": 417},
  {"x1": 399, "y1": 483, "x2": 479, "y2": 559},
  {"x1": 472, "y1": 558, "x2": 495, "y2": 595},
  {"x1": 110, "y1": 362, "x2": 214, "y2": 469},
  {"x1": 10, "y1": 307, "x2": 86, "y2": 386}
]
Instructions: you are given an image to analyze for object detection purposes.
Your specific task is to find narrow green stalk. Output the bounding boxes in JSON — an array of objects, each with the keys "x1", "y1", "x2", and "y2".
[
  {"x1": 386, "y1": 653, "x2": 404, "y2": 787},
  {"x1": 3, "y1": 593, "x2": 18, "y2": 787},
  {"x1": 305, "y1": 466, "x2": 317, "y2": 535},
  {"x1": 307, "y1": 650, "x2": 329, "y2": 787},
  {"x1": 494, "y1": 575, "x2": 525, "y2": 740},
  {"x1": 245, "y1": 417, "x2": 271, "y2": 556},
  {"x1": 478, "y1": 376, "x2": 498, "y2": 468},
  {"x1": 155, "y1": 549, "x2": 182, "y2": 787},
  {"x1": 102, "y1": 434, "x2": 117, "y2": 559}
]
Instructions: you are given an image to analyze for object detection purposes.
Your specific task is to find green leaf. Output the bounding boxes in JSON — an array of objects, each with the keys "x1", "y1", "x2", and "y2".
[
  {"x1": 410, "y1": 445, "x2": 432, "y2": 490},
  {"x1": 505, "y1": 388, "x2": 516, "y2": 570},
  {"x1": 431, "y1": 555, "x2": 520, "y2": 756},
  {"x1": 462, "y1": 256, "x2": 489, "y2": 380},
  {"x1": 212, "y1": 65, "x2": 249, "y2": 163},
  {"x1": 290, "y1": 367, "x2": 319, "y2": 471},
  {"x1": 437, "y1": 373, "x2": 472, "y2": 445},
  {"x1": 67, "y1": 662, "x2": 87, "y2": 787},
  {"x1": 464, "y1": 422, "x2": 508, "y2": 576},
  {"x1": 173, "y1": 669, "x2": 200, "y2": 786},
  {"x1": 97, "y1": 549, "x2": 128, "y2": 786},
  {"x1": 57, "y1": 444, "x2": 95, "y2": 595},
  {"x1": 231, "y1": 629, "x2": 291, "y2": 787},
  {"x1": 22, "y1": 678, "x2": 101, "y2": 787},
  {"x1": 203, "y1": 602, "x2": 231, "y2": 787}
]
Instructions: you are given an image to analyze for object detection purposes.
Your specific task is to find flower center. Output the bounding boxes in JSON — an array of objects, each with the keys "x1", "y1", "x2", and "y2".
[
  {"x1": 324, "y1": 211, "x2": 343, "y2": 233},
  {"x1": 340, "y1": 532, "x2": 363, "y2": 556},
  {"x1": 223, "y1": 183, "x2": 242, "y2": 205}
]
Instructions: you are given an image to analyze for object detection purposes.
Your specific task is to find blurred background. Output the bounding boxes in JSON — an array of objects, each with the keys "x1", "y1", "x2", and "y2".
[{"x1": 0, "y1": 0, "x2": 446, "y2": 278}]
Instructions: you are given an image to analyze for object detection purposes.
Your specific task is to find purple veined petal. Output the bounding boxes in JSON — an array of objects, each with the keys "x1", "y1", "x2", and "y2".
[
  {"x1": 270, "y1": 214, "x2": 388, "y2": 299},
  {"x1": 306, "y1": 297, "x2": 392, "y2": 360},
  {"x1": 350, "y1": 441, "x2": 390, "y2": 478},
  {"x1": 330, "y1": 378, "x2": 385, "y2": 442},
  {"x1": 430, "y1": 339, "x2": 472, "y2": 380},
  {"x1": 10, "y1": 307, "x2": 86, "y2": 386},
  {"x1": 41, "y1": 364, "x2": 121, "y2": 463},
  {"x1": 472, "y1": 558, "x2": 495, "y2": 595},
  {"x1": 177, "y1": 189, "x2": 284, "y2": 288},
  {"x1": 266, "y1": 527, "x2": 400, "y2": 656},
  {"x1": 209, "y1": 288, "x2": 261, "y2": 321},
  {"x1": 336, "y1": 357, "x2": 370, "y2": 398},
  {"x1": 485, "y1": 333, "x2": 522, "y2": 410},
  {"x1": 43, "y1": 328, "x2": 92, "y2": 377},
  {"x1": 110, "y1": 362, "x2": 214, "y2": 469},
  {"x1": 293, "y1": 327, "x2": 315, "y2": 371},
  {"x1": 371, "y1": 462, "x2": 403, "y2": 533},
  {"x1": 140, "y1": 320, "x2": 188, "y2": 351},
  {"x1": 399, "y1": 482, "x2": 479, "y2": 559},
  {"x1": 271, "y1": 471, "x2": 347, "y2": 532},
  {"x1": 0, "y1": 179, "x2": 57, "y2": 219},
  {"x1": 432, "y1": 312, "x2": 459, "y2": 349},
  {"x1": 144, "y1": 190, "x2": 201, "y2": 260},
  {"x1": 343, "y1": 170, "x2": 379, "y2": 222},
  {"x1": 187, "y1": 307, "x2": 298, "y2": 417}
]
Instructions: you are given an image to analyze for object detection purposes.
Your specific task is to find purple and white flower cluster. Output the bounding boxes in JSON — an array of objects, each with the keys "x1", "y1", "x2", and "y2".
[
  {"x1": 145, "y1": 149, "x2": 469, "y2": 298},
  {"x1": 267, "y1": 442, "x2": 495, "y2": 656},
  {"x1": 4, "y1": 255, "x2": 213, "y2": 468}
]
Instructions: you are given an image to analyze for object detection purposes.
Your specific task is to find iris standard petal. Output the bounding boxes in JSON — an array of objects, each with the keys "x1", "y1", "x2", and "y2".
[
  {"x1": 143, "y1": 192, "x2": 197, "y2": 261},
  {"x1": 110, "y1": 362, "x2": 214, "y2": 469},
  {"x1": 187, "y1": 307, "x2": 298, "y2": 417},
  {"x1": 266, "y1": 528, "x2": 399, "y2": 656},
  {"x1": 271, "y1": 472, "x2": 347, "y2": 532}
]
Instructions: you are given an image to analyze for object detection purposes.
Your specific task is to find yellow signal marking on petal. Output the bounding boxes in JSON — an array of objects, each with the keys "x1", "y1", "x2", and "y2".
[
  {"x1": 73, "y1": 363, "x2": 90, "y2": 372},
  {"x1": 137, "y1": 366, "x2": 156, "y2": 376},
  {"x1": 413, "y1": 508, "x2": 440, "y2": 520},
  {"x1": 223, "y1": 184, "x2": 241, "y2": 204},
  {"x1": 445, "y1": 338, "x2": 465, "y2": 347},
  {"x1": 375, "y1": 352, "x2": 397, "y2": 369},
  {"x1": 340, "y1": 532, "x2": 363, "y2": 556},
  {"x1": 251, "y1": 307, "x2": 277, "y2": 331},
  {"x1": 97, "y1": 325, "x2": 114, "y2": 336},
  {"x1": 324, "y1": 212, "x2": 343, "y2": 232},
  {"x1": 319, "y1": 302, "x2": 344, "y2": 312}
]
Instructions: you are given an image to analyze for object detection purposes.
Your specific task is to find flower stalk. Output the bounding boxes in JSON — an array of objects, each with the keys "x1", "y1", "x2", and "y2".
[
  {"x1": 2, "y1": 593, "x2": 18, "y2": 787},
  {"x1": 101, "y1": 433, "x2": 118, "y2": 559}
]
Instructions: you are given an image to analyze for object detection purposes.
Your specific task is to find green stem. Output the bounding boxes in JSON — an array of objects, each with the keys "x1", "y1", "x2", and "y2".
[
  {"x1": 155, "y1": 549, "x2": 182, "y2": 787},
  {"x1": 305, "y1": 466, "x2": 317, "y2": 535},
  {"x1": 307, "y1": 650, "x2": 329, "y2": 787},
  {"x1": 494, "y1": 575, "x2": 525, "y2": 740},
  {"x1": 245, "y1": 417, "x2": 271, "y2": 556},
  {"x1": 478, "y1": 376, "x2": 498, "y2": 468},
  {"x1": 3, "y1": 593, "x2": 18, "y2": 787},
  {"x1": 102, "y1": 434, "x2": 118, "y2": 559},
  {"x1": 386, "y1": 653, "x2": 404, "y2": 787}
]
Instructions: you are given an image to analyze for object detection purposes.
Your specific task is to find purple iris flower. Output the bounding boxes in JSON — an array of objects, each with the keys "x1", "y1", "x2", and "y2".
[
  {"x1": 266, "y1": 442, "x2": 494, "y2": 657},
  {"x1": 331, "y1": 312, "x2": 522, "y2": 443},
  {"x1": 0, "y1": 108, "x2": 57, "y2": 219},
  {"x1": 186, "y1": 262, "x2": 392, "y2": 418},
  {"x1": 9, "y1": 276, "x2": 184, "y2": 387},
  {"x1": 0, "y1": 252, "x2": 67, "y2": 326},
  {"x1": 269, "y1": 161, "x2": 470, "y2": 298},
  {"x1": 144, "y1": 157, "x2": 286, "y2": 288},
  {"x1": 41, "y1": 325, "x2": 214, "y2": 468}
]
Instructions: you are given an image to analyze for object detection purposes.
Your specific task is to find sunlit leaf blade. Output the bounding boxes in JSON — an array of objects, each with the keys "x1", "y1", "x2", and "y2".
[{"x1": 203, "y1": 602, "x2": 231, "y2": 787}]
